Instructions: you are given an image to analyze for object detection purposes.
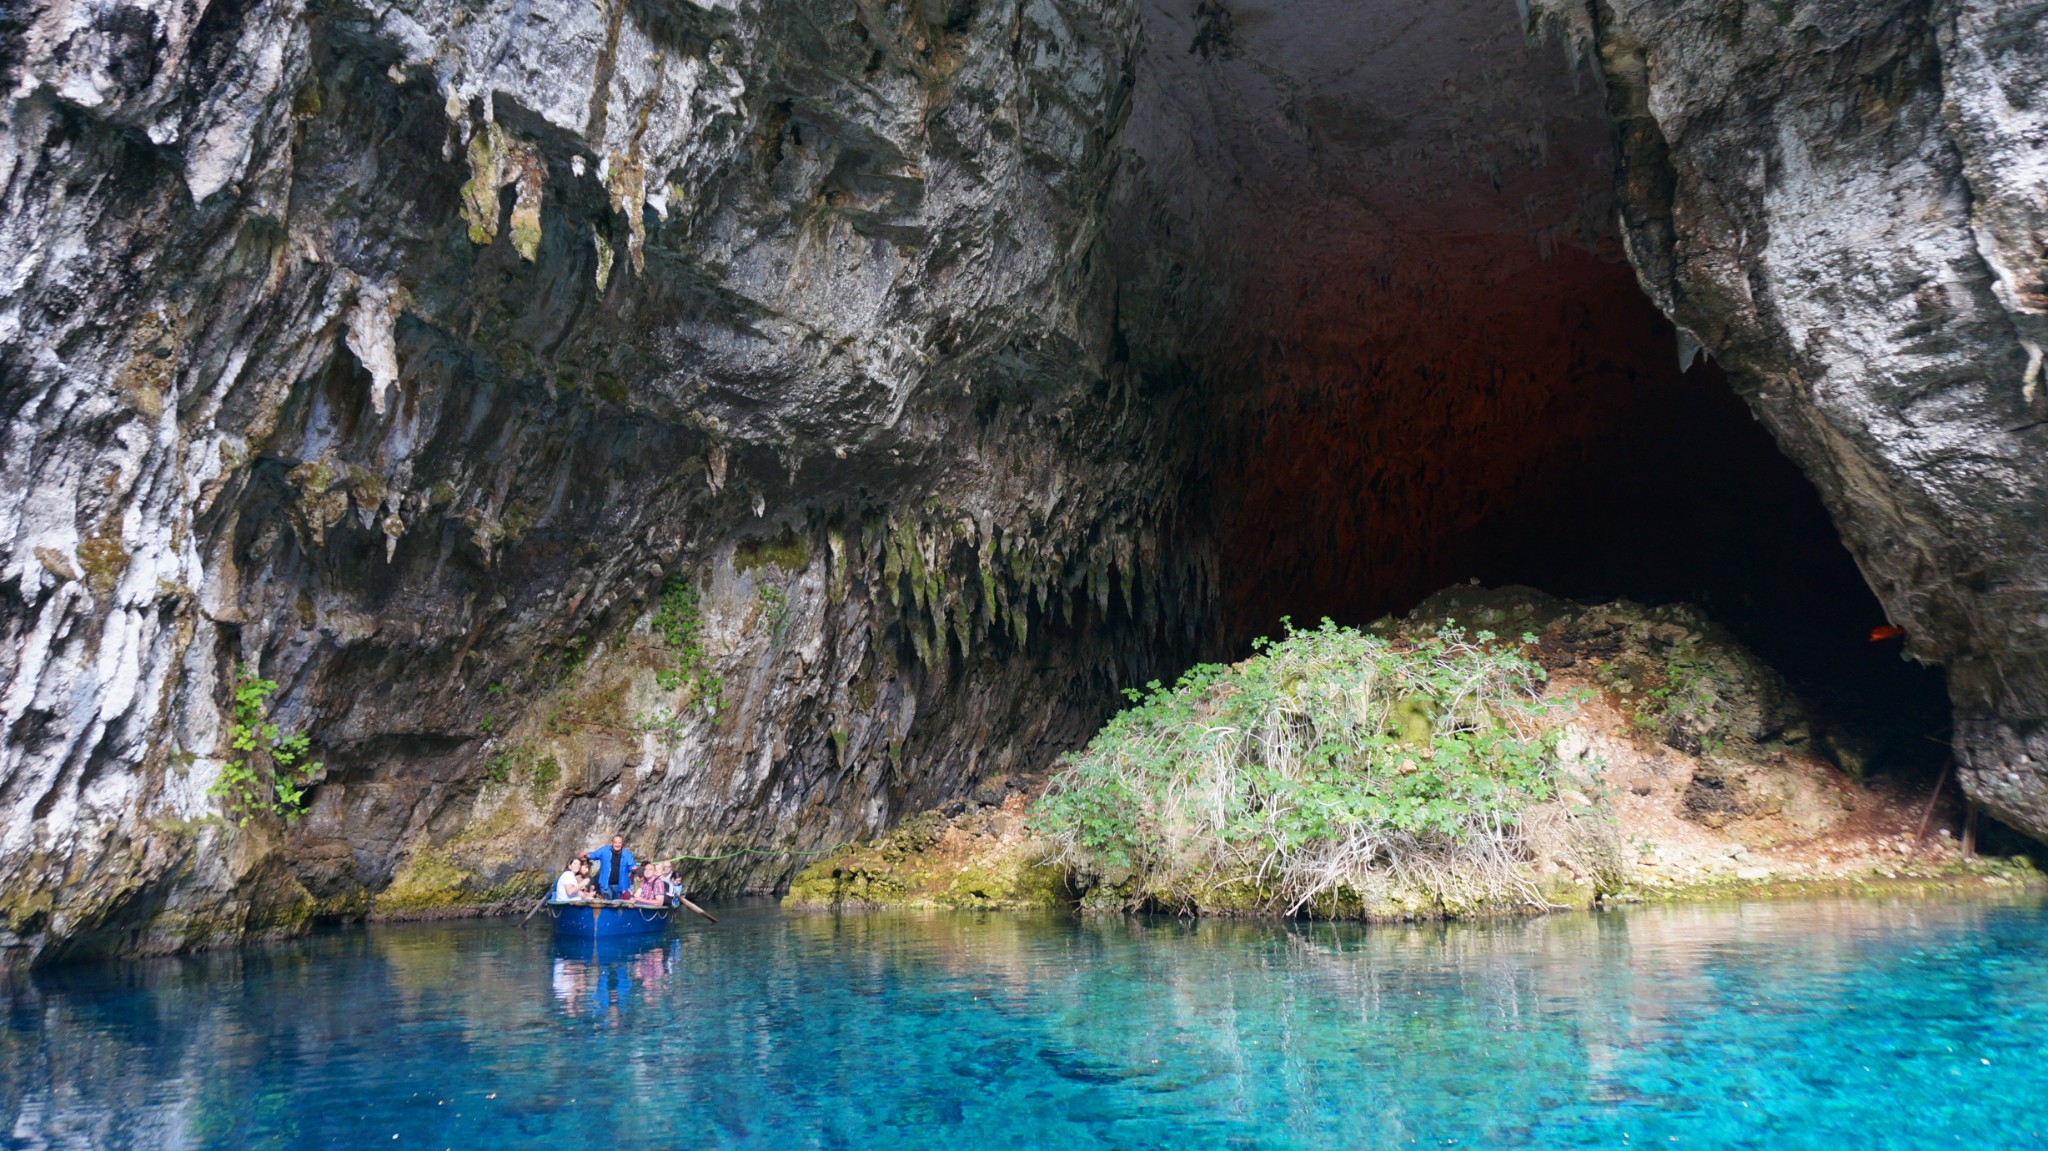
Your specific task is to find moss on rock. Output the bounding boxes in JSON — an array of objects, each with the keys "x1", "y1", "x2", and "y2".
[
  {"x1": 374, "y1": 846, "x2": 537, "y2": 918},
  {"x1": 734, "y1": 527, "x2": 810, "y2": 574},
  {"x1": 785, "y1": 796, "x2": 1068, "y2": 912}
]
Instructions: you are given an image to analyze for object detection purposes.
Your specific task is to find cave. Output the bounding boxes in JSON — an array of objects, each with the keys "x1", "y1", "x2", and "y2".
[
  {"x1": 1116, "y1": 0, "x2": 1953, "y2": 777},
  {"x1": 16, "y1": 0, "x2": 2048, "y2": 1139},
  {"x1": 5, "y1": 0, "x2": 2041, "y2": 964}
]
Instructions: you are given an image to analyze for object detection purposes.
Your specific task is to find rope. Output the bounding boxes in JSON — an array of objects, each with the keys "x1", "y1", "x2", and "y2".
[{"x1": 656, "y1": 842, "x2": 854, "y2": 864}]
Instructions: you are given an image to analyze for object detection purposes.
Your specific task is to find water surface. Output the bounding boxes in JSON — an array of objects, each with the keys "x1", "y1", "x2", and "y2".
[{"x1": 6, "y1": 897, "x2": 2045, "y2": 1149}]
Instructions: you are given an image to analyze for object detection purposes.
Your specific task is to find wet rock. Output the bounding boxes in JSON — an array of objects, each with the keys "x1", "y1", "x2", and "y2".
[{"x1": 783, "y1": 793, "x2": 1066, "y2": 912}]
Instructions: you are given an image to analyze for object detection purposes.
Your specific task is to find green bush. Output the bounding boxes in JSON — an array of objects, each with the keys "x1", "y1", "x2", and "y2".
[
  {"x1": 210, "y1": 664, "x2": 322, "y2": 827},
  {"x1": 1031, "y1": 619, "x2": 1569, "y2": 916},
  {"x1": 529, "y1": 750, "x2": 561, "y2": 797}
]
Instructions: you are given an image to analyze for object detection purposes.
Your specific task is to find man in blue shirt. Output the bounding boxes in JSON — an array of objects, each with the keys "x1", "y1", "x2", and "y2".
[{"x1": 586, "y1": 834, "x2": 637, "y2": 899}]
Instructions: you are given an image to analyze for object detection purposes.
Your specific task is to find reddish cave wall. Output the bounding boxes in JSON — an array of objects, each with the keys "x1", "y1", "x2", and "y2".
[{"x1": 1208, "y1": 240, "x2": 1891, "y2": 692}]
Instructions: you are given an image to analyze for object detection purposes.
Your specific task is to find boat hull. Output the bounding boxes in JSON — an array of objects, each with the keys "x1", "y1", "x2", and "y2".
[{"x1": 547, "y1": 901, "x2": 672, "y2": 938}]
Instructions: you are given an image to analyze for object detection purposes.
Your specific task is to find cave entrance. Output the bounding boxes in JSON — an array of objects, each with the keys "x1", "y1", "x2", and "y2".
[
  {"x1": 1126, "y1": 0, "x2": 1950, "y2": 777},
  {"x1": 1206, "y1": 245, "x2": 1950, "y2": 776}
]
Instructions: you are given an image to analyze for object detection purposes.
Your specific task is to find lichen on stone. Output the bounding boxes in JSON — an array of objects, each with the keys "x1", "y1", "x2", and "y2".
[
  {"x1": 76, "y1": 531, "x2": 130, "y2": 595},
  {"x1": 110, "y1": 309, "x2": 177, "y2": 419},
  {"x1": 592, "y1": 230, "x2": 615, "y2": 291},
  {"x1": 602, "y1": 152, "x2": 647, "y2": 274}
]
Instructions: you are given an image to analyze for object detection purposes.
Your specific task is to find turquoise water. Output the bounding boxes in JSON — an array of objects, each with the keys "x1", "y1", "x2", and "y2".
[{"x1": 5, "y1": 898, "x2": 2046, "y2": 1150}]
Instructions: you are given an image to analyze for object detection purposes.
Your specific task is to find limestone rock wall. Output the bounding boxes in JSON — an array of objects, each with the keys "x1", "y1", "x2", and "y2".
[
  {"x1": 1528, "y1": 0, "x2": 2048, "y2": 838},
  {"x1": 0, "y1": 0, "x2": 1214, "y2": 961}
]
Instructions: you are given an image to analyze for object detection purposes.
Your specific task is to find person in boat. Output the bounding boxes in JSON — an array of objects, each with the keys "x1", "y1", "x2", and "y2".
[
  {"x1": 661, "y1": 862, "x2": 685, "y2": 907},
  {"x1": 625, "y1": 866, "x2": 666, "y2": 907},
  {"x1": 553, "y1": 858, "x2": 588, "y2": 903},
  {"x1": 586, "y1": 835, "x2": 637, "y2": 899}
]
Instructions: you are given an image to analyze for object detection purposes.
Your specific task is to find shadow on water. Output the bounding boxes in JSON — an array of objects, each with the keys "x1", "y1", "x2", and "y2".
[{"x1": 5, "y1": 896, "x2": 2047, "y2": 1150}]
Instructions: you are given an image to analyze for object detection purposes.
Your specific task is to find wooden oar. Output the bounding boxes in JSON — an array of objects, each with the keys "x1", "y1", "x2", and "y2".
[
  {"x1": 519, "y1": 892, "x2": 551, "y2": 928},
  {"x1": 676, "y1": 895, "x2": 718, "y2": 923}
]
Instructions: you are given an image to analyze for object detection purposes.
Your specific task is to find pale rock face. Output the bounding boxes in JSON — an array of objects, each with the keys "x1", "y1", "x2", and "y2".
[
  {"x1": 1947, "y1": 0, "x2": 2048, "y2": 400},
  {"x1": 1530, "y1": 0, "x2": 2048, "y2": 839}
]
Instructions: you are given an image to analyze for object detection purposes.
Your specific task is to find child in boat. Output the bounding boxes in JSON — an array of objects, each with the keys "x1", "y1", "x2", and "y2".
[{"x1": 661, "y1": 862, "x2": 685, "y2": 907}]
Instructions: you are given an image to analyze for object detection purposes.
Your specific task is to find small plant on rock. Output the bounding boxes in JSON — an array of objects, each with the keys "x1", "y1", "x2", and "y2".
[
  {"x1": 651, "y1": 574, "x2": 724, "y2": 713},
  {"x1": 758, "y1": 584, "x2": 790, "y2": 643},
  {"x1": 210, "y1": 664, "x2": 323, "y2": 827},
  {"x1": 634, "y1": 709, "x2": 694, "y2": 750},
  {"x1": 481, "y1": 742, "x2": 562, "y2": 802},
  {"x1": 1632, "y1": 652, "x2": 1731, "y2": 754}
]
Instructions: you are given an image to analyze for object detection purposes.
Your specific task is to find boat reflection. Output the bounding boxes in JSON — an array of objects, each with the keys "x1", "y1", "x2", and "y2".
[{"x1": 548, "y1": 934, "x2": 678, "y2": 1022}]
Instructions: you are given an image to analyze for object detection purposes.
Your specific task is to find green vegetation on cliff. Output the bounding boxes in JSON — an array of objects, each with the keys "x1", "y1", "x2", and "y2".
[
  {"x1": 1031, "y1": 620, "x2": 1568, "y2": 917},
  {"x1": 210, "y1": 665, "x2": 323, "y2": 827},
  {"x1": 651, "y1": 575, "x2": 723, "y2": 711}
]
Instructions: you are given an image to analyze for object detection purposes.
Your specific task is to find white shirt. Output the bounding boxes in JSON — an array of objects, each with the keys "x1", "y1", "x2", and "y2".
[{"x1": 554, "y1": 869, "x2": 582, "y2": 901}]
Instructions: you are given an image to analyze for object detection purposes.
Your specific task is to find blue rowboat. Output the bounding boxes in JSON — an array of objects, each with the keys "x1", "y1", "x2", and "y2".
[{"x1": 547, "y1": 900, "x2": 673, "y2": 938}]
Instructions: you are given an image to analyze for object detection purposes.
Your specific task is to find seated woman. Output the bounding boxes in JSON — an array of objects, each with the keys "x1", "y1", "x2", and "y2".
[
  {"x1": 625, "y1": 865, "x2": 666, "y2": 907},
  {"x1": 553, "y1": 858, "x2": 587, "y2": 903}
]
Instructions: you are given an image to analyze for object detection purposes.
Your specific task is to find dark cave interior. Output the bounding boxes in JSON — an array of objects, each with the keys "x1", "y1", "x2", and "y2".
[
  {"x1": 1121, "y1": 0, "x2": 1955, "y2": 790},
  {"x1": 1199, "y1": 245, "x2": 1950, "y2": 785}
]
